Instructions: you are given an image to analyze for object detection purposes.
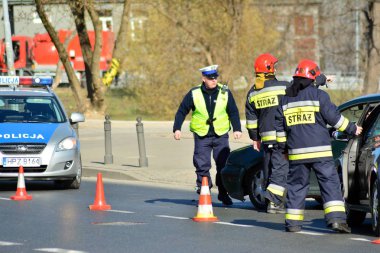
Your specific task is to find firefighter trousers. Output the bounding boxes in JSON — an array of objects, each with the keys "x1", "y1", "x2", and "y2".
[
  {"x1": 285, "y1": 160, "x2": 347, "y2": 229},
  {"x1": 193, "y1": 133, "x2": 230, "y2": 193},
  {"x1": 264, "y1": 144, "x2": 289, "y2": 205}
]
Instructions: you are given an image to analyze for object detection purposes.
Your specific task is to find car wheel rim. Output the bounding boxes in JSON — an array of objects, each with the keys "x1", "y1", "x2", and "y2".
[{"x1": 253, "y1": 170, "x2": 266, "y2": 203}]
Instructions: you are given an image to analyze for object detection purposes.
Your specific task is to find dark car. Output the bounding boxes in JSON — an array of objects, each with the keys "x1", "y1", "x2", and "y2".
[
  {"x1": 336, "y1": 102, "x2": 380, "y2": 236},
  {"x1": 221, "y1": 93, "x2": 380, "y2": 210}
]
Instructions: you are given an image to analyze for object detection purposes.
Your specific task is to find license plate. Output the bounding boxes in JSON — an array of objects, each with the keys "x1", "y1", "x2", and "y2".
[{"x1": 2, "y1": 157, "x2": 41, "y2": 167}]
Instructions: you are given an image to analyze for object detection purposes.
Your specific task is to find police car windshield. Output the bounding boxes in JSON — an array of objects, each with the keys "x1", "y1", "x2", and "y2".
[{"x1": 0, "y1": 96, "x2": 65, "y2": 123}]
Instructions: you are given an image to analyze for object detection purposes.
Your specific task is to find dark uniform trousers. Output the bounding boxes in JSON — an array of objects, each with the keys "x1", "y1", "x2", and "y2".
[
  {"x1": 264, "y1": 144, "x2": 289, "y2": 205},
  {"x1": 285, "y1": 160, "x2": 346, "y2": 228},
  {"x1": 193, "y1": 133, "x2": 230, "y2": 193}
]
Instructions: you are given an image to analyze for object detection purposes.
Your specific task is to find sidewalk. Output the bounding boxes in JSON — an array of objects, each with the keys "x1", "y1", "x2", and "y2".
[{"x1": 80, "y1": 119, "x2": 251, "y2": 189}]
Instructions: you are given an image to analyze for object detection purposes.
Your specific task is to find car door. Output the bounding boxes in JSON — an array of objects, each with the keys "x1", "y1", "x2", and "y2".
[{"x1": 341, "y1": 104, "x2": 380, "y2": 200}]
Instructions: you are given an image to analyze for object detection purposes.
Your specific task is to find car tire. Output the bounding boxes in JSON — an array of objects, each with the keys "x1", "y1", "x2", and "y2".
[
  {"x1": 346, "y1": 206, "x2": 367, "y2": 226},
  {"x1": 55, "y1": 159, "x2": 82, "y2": 190},
  {"x1": 246, "y1": 166, "x2": 267, "y2": 210},
  {"x1": 371, "y1": 178, "x2": 380, "y2": 236}
]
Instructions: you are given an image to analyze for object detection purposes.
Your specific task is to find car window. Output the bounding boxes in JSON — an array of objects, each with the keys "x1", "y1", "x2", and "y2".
[
  {"x1": 341, "y1": 104, "x2": 366, "y2": 123},
  {"x1": 0, "y1": 96, "x2": 65, "y2": 123}
]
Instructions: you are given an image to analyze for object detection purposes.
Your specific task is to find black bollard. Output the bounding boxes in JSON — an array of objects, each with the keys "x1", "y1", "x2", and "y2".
[
  {"x1": 104, "y1": 115, "x2": 113, "y2": 164},
  {"x1": 136, "y1": 117, "x2": 148, "y2": 167}
]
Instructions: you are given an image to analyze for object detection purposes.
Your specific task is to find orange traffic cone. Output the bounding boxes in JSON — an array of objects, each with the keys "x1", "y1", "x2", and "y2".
[
  {"x1": 89, "y1": 173, "x2": 111, "y2": 211},
  {"x1": 372, "y1": 238, "x2": 380, "y2": 244},
  {"x1": 192, "y1": 176, "x2": 219, "y2": 222},
  {"x1": 11, "y1": 166, "x2": 32, "y2": 201}
]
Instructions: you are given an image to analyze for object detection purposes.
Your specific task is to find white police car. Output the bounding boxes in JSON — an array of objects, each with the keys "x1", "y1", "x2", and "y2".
[{"x1": 0, "y1": 76, "x2": 84, "y2": 189}]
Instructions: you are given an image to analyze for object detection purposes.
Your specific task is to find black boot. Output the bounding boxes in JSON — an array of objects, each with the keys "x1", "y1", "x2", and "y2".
[{"x1": 218, "y1": 188, "x2": 232, "y2": 205}]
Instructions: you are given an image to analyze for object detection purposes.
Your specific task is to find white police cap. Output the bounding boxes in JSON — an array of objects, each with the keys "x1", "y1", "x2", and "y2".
[{"x1": 199, "y1": 65, "x2": 219, "y2": 77}]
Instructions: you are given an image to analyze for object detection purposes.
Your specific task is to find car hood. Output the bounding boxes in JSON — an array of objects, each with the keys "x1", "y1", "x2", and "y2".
[{"x1": 0, "y1": 123, "x2": 71, "y2": 144}]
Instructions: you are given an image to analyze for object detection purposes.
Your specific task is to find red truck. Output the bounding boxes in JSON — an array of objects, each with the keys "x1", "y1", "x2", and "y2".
[{"x1": 0, "y1": 29, "x2": 115, "y2": 81}]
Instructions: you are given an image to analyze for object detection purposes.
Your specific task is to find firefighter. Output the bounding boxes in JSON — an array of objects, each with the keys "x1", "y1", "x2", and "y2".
[
  {"x1": 245, "y1": 53, "x2": 289, "y2": 213},
  {"x1": 275, "y1": 59, "x2": 363, "y2": 233},
  {"x1": 173, "y1": 65, "x2": 242, "y2": 205}
]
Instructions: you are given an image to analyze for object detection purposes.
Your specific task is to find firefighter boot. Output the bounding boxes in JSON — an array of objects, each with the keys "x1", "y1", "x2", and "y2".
[{"x1": 331, "y1": 222, "x2": 351, "y2": 233}]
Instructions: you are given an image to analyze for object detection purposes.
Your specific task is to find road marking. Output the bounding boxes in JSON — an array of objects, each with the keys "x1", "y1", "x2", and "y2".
[
  {"x1": 0, "y1": 197, "x2": 10, "y2": 201},
  {"x1": 106, "y1": 209, "x2": 134, "y2": 214},
  {"x1": 0, "y1": 241, "x2": 22, "y2": 246},
  {"x1": 350, "y1": 238, "x2": 371, "y2": 242},
  {"x1": 296, "y1": 231, "x2": 325, "y2": 236},
  {"x1": 34, "y1": 248, "x2": 88, "y2": 253},
  {"x1": 156, "y1": 215, "x2": 190, "y2": 220},
  {"x1": 215, "y1": 222, "x2": 255, "y2": 228}
]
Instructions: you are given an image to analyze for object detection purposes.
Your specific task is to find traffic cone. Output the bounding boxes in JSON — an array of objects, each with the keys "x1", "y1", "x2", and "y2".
[
  {"x1": 192, "y1": 176, "x2": 219, "y2": 222},
  {"x1": 89, "y1": 173, "x2": 111, "y2": 211},
  {"x1": 10, "y1": 166, "x2": 32, "y2": 201},
  {"x1": 372, "y1": 238, "x2": 380, "y2": 244}
]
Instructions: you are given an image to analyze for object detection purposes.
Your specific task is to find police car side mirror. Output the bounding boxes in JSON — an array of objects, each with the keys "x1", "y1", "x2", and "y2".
[
  {"x1": 332, "y1": 131, "x2": 349, "y2": 142},
  {"x1": 70, "y1": 112, "x2": 85, "y2": 124}
]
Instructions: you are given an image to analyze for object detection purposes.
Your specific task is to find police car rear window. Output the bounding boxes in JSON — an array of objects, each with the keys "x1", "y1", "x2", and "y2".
[{"x1": 0, "y1": 96, "x2": 65, "y2": 123}]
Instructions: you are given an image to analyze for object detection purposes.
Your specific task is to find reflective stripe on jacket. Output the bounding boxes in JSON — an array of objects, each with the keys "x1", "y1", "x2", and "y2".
[{"x1": 190, "y1": 84, "x2": 230, "y2": 136}]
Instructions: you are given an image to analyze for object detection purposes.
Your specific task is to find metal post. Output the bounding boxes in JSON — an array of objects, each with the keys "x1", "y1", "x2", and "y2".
[
  {"x1": 2, "y1": 0, "x2": 15, "y2": 75},
  {"x1": 104, "y1": 115, "x2": 113, "y2": 164},
  {"x1": 136, "y1": 117, "x2": 148, "y2": 167}
]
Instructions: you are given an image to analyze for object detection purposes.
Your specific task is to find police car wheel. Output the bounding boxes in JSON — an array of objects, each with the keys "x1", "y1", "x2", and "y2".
[
  {"x1": 246, "y1": 165, "x2": 267, "y2": 210},
  {"x1": 55, "y1": 160, "x2": 82, "y2": 189},
  {"x1": 371, "y1": 179, "x2": 380, "y2": 236}
]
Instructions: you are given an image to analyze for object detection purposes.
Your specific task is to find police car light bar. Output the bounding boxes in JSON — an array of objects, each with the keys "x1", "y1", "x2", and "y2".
[{"x1": 0, "y1": 76, "x2": 53, "y2": 87}]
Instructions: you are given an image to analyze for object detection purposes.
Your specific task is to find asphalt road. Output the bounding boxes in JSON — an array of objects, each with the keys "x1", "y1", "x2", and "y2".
[{"x1": 0, "y1": 179, "x2": 378, "y2": 253}]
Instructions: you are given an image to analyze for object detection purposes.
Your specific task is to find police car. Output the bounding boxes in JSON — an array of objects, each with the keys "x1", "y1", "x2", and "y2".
[{"x1": 0, "y1": 76, "x2": 84, "y2": 189}]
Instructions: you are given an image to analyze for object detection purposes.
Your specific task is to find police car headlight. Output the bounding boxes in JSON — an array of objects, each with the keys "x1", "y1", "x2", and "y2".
[{"x1": 57, "y1": 137, "x2": 77, "y2": 151}]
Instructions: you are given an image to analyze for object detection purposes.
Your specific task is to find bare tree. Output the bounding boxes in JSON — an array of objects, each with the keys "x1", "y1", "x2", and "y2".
[
  {"x1": 362, "y1": 0, "x2": 380, "y2": 94},
  {"x1": 35, "y1": 0, "x2": 86, "y2": 112},
  {"x1": 68, "y1": 0, "x2": 104, "y2": 111}
]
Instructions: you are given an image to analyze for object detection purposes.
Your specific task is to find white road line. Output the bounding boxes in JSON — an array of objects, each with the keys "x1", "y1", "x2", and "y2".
[
  {"x1": 0, "y1": 241, "x2": 22, "y2": 246},
  {"x1": 296, "y1": 231, "x2": 325, "y2": 236},
  {"x1": 350, "y1": 238, "x2": 371, "y2": 242},
  {"x1": 34, "y1": 248, "x2": 88, "y2": 253},
  {"x1": 106, "y1": 209, "x2": 134, "y2": 214},
  {"x1": 156, "y1": 215, "x2": 190, "y2": 220},
  {"x1": 0, "y1": 197, "x2": 10, "y2": 201},
  {"x1": 215, "y1": 222, "x2": 254, "y2": 228}
]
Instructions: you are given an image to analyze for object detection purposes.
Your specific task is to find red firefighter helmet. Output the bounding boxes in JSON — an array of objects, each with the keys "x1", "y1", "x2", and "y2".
[
  {"x1": 293, "y1": 59, "x2": 321, "y2": 80},
  {"x1": 254, "y1": 53, "x2": 278, "y2": 73}
]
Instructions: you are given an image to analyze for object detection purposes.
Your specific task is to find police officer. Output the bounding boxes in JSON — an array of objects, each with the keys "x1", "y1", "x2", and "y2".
[
  {"x1": 245, "y1": 53, "x2": 289, "y2": 213},
  {"x1": 173, "y1": 65, "x2": 242, "y2": 205},
  {"x1": 275, "y1": 59, "x2": 363, "y2": 233}
]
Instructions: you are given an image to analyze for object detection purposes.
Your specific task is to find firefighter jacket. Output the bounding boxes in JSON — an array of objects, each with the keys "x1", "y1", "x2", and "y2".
[
  {"x1": 275, "y1": 84, "x2": 357, "y2": 164},
  {"x1": 173, "y1": 83, "x2": 241, "y2": 137},
  {"x1": 245, "y1": 78, "x2": 289, "y2": 145}
]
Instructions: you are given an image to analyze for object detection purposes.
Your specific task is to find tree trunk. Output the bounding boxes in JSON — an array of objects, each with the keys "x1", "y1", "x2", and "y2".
[
  {"x1": 86, "y1": 0, "x2": 105, "y2": 111},
  {"x1": 69, "y1": 0, "x2": 95, "y2": 101},
  {"x1": 362, "y1": 1, "x2": 380, "y2": 94},
  {"x1": 35, "y1": 0, "x2": 86, "y2": 112}
]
